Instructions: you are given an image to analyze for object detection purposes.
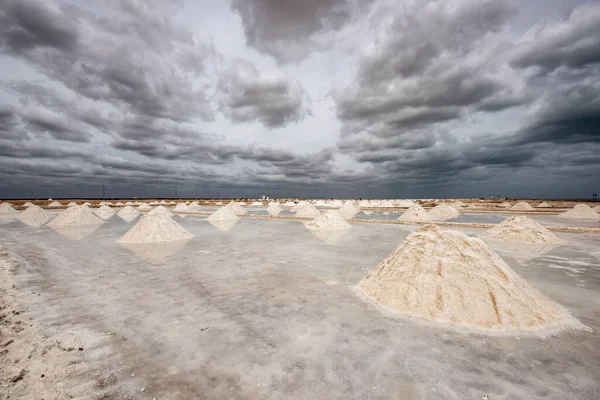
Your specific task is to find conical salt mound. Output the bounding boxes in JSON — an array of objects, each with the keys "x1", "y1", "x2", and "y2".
[
  {"x1": 482, "y1": 216, "x2": 562, "y2": 244},
  {"x1": 428, "y1": 204, "x2": 460, "y2": 221},
  {"x1": 295, "y1": 203, "x2": 321, "y2": 218},
  {"x1": 251, "y1": 201, "x2": 263, "y2": 206},
  {"x1": 117, "y1": 213, "x2": 193, "y2": 243},
  {"x1": 23, "y1": 202, "x2": 34, "y2": 207},
  {"x1": 207, "y1": 207, "x2": 240, "y2": 222},
  {"x1": 306, "y1": 210, "x2": 351, "y2": 230},
  {"x1": 398, "y1": 204, "x2": 434, "y2": 221},
  {"x1": 266, "y1": 204, "x2": 282, "y2": 216},
  {"x1": 0, "y1": 203, "x2": 18, "y2": 214},
  {"x1": 138, "y1": 203, "x2": 152, "y2": 211},
  {"x1": 18, "y1": 205, "x2": 48, "y2": 220},
  {"x1": 48, "y1": 201, "x2": 62, "y2": 207},
  {"x1": 94, "y1": 205, "x2": 116, "y2": 220},
  {"x1": 498, "y1": 202, "x2": 511, "y2": 207},
  {"x1": 48, "y1": 205, "x2": 104, "y2": 227},
  {"x1": 188, "y1": 201, "x2": 200, "y2": 209},
  {"x1": 147, "y1": 205, "x2": 173, "y2": 219},
  {"x1": 67, "y1": 202, "x2": 78, "y2": 207},
  {"x1": 396, "y1": 200, "x2": 415, "y2": 208},
  {"x1": 338, "y1": 201, "x2": 358, "y2": 219},
  {"x1": 379, "y1": 200, "x2": 394, "y2": 208},
  {"x1": 117, "y1": 202, "x2": 126, "y2": 206},
  {"x1": 511, "y1": 201, "x2": 533, "y2": 211},
  {"x1": 225, "y1": 201, "x2": 245, "y2": 215},
  {"x1": 358, "y1": 225, "x2": 576, "y2": 333},
  {"x1": 595, "y1": 205, "x2": 600, "y2": 212},
  {"x1": 559, "y1": 204, "x2": 600, "y2": 220},
  {"x1": 117, "y1": 206, "x2": 140, "y2": 222},
  {"x1": 536, "y1": 202, "x2": 551, "y2": 208},
  {"x1": 173, "y1": 203, "x2": 190, "y2": 212}
]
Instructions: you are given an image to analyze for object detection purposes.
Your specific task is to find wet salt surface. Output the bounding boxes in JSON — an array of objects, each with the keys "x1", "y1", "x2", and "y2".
[{"x1": 1, "y1": 217, "x2": 600, "y2": 399}]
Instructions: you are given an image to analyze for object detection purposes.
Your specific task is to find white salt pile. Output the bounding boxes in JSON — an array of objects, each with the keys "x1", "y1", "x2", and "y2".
[
  {"x1": 467, "y1": 203, "x2": 479, "y2": 209},
  {"x1": 239, "y1": 202, "x2": 247, "y2": 206},
  {"x1": 118, "y1": 202, "x2": 127, "y2": 206},
  {"x1": 117, "y1": 213, "x2": 193, "y2": 243},
  {"x1": 0, "y1": 203, "x2": 18, "y2": 214},
  {"x1": 498, "y1": 202, "x2": 511, "y2": 207},
  {"x1": 138, "y1": 203, "x2": 152, "y2": 211},
  {"x1": 18, "y1": 205, "x2": 48, "y2": 220},
  {"x1": 358, "y1": 224, "x2": 577, "y2": 333},
  {"x1": 94, "y1": 205, "x2": 116, "y2": 220},
  {"x1": 48, "y1": 205, "x2": 104, "y2": 227},
  {"x1": 168, "y1": 201, "x2": 177, "y2": 205},
  {"x1": 511, "y1": 201, "x2": 534, "y2": 211},
  {"x1": 337, "y1": 201, "x2": 358, "y2": 219},
  {"x1": 595, "y1": 205, "x2": 600, "y2": 212},
  {"x1": 99, "y1": 201, "x2": 112, "y2": 206},
  {"x1": 251, "y1": 201, "x2": 263, "y2": 206},
  {"x1": 215, "y1": 202, "x2": 223, "y2": 205},
  {"x1": 306, "y1": 210, "x2": 351, "y2": 230},
  {"x1": 379, "y1": 200, "x2": 394, "y2": 208},
  {"x1": 188, "y1": 201, "x2": 200, "y2": 209},
  {"x1": 150, "y1": 201, "x2": 160, "y2": 206},
  {"x1": 148, "y1": 206, "x2": 173, "y2": 219},
  {"x1": 79, "y1": 204, "x2": 93, "y2": 213},
  {"x1": 536, "y1": 202, "x2": 551, "y2": 208},
  {"x1": 267, "y1": 204, "x2": 282, "y2": 216},
  {"x1": 224, "y1": 201, "x2": 246, "y2": 215},
  {"x1": 67, "y1": 202, "x2": 78, "y2": 207},
  {"x1": 559, "y1": 204, "x2": 600, "y2": 220},
  {"x1": 160, "y1": 200, "x2": 167, "y2": 205},
  {"x1": 295, "y1": 203, "x2": 321, "y2": 218},
  {"x1": 117, "y1": 206, "x2": 140, "y2": 222},
  {"x1": 283, "y1": 201, "x2": 295, "y2": 207},
  {"x1": 398, "y1": 204, "x2": 435, "y2": 222},
  {"x1": 48, "y1": 201, "x2": 62, "y2": 207},
  {"x1": 483, "y1": 216, "x2": 562, "y2": 244},
  {"x1": 173, "y1": 203, "x2": 190, "y2": 212},
  {"x1": 358, "y1": 200, "x2": 371, "y2": 208},
  {"x1": 207, "y1": 207, "x2": 240, "y2": 222},
  {"x1": 83, "y1": 202, "x2": 92, "y2": 206},
  {"x1": 23, "y1": 202, "x2": 34, "y2": 207},
  {"x1": 428, "y1": 204, "x2": 460, "y2": 221},
  {"x1": 395, "y1": 200, "x2": 415, "y2": 208},
  {"x1": 268, "y1": 201, "x2": 280, "y2": 207}
]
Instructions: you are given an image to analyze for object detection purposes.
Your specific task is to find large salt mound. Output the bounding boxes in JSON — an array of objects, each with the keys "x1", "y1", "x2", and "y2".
[
  {"x1": 536, "y1": 202, "x2": 551, "y2": 208},
  {"x1": 18, "y1": 205, "x2": 48, "y2": 220},
  {"x1": 595, "y1": 205, "x2": 600, "y2": 212},
  {"x1": 173, "y1": 203, "x2": 190, "y2": 212},
  {"x1": 48, "y1": 201, "x2": 62, "y2": 207},
  {"x1": 117, "y1": 213, "x2": 193, "y2": 243},
  {"x1": 295, "y1": 203, "x2": 321, "y2": 218},
  {"x1": 117, "y1": 206, "x2": 140, "y2": 222},
  {"x1": 428, "y1": 204, "x2": 460, "y2": 221},
  {"x1": 0, "y1": 203, "x2": 18, "y2": 214},
  {"x1": 48, "y1": 206, "x2": 104, "y2": 227},
  {"x1": 225, "y1": 201, "x2": 246, "y2": 215},
  {"x1": 559, "y1": 204, "x2": 600, "y2": 220},
  {"x1": 398, "y1": 204, "x2": 435, "y2": 222},
  {"x1": 207, "y1": 207, "x2": 240, "y2": 222},
  {"x1": 138, "y1": 203, "x2": 152, "y2": 211},
  {"x1": 306, "y1": 210, "x2": 351, "y2": 230},
  {"x1": 511, "y1": 201, "x2": 533, "y2": 211},
  {"x1": 94, "y1": 205, "x2": 116, "y2": 220},
  {"x1": 148, "y1": 206, "x2": 173, "y2": 219},
  {"x1": 337, "y1": 201, "x2": 358, "y2": 219},
  {"x1": 266, "y1": 204, "x2": 282, "y2": 216},
  {"x1": 358, "y1": 225, "x2": 575, "y2": 333},
  {"x1": 483, "y1": 216, "x2": 562, "y2": 244}
]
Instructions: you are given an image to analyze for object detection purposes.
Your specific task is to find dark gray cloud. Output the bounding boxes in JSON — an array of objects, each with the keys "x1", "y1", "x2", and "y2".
[
  {"x1": 218, "y1": 59, "x2": 309, "y2": 127},
  {"x1": 511, "y1": 3, "x2": 600, "y2": 74},
  {"x1": 230, "y1": 0, "x2": 374, "y2": 63}
]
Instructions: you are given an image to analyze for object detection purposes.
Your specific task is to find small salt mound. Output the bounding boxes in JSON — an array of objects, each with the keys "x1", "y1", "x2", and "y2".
[
  {"x1": 330, "y1": 200, "x2": 344, "y2": 208},
  {"x1": 396, "y1": 200, "x2": 415, "y2": 208},
  {"x1": 511, "y1": 201, "x2": 533, "y2": 211},
  {"x1": 536, "y1": 202, "x2": 551, "y2": 208},
  {"x1": 468, "y1": 203, "x2": 479, "y2": 209},
  {"x1": 398, "y1": 204, "x2": 435, "y2": 221},
  {"x1": 428, "y1": 204, "x2": 460, "y2": 221},
  {"x1": 18, "y1": 205, "x2": 48, "y2": 220},
  {"x1": 48, "y1": 201, "x2": 62, "y2": 207},
  {"x1": 295, "y1": 203, "x2": 321, "y2": 218},
  {"x1": 358, "y1": 200, "x2": 371, "y2": 208},
  {"x1": 239, "y1": 201, "x2": 247, "y2": 205},
  {"x1": 83, "y1": 202, "x2": 92, "y2": 206},
  {"x1": 48, "y1": 205, "x2": 104, "y2": 227},
  {"x1": 498, "y1": 202, "x2": 511, "y2": 207},
  {"x1": 268, "y1": 201, "x2": 280, "y2": 207},
  {"x1": 306, "y1": 210, "x2": 351, "y2": 230},
  {"x1": 160, "y1": 200, "x2": 167, "y2": 205},
  {"x1": 337, "y1": 201, "x2": 358, "y2": 219},
  {"x1": 67, "y1": 202, "x2": 78, "y2": 207},
  {"x1": 225, "y1": 201, "x2": 245, "y2": 215},
  {"x1": 251, "y1": 201, "x2": 263, "y2": 206},
  {"x1": 118, "y1": 202, "x2": 127, "y2": 206},
  {"x1": 215, "y1": 201, "x2": 223, "y2": 205},
  {"x1": 149, "y1": 201, "x2": 160, "y2": 206},
  {"x1": 266, "y1": 204, "x2": 282, "y2": 216},
  {"x1": 117, "y1": 213, "x2": 193, "y2": 243},
  {"x1": 117, "y1": 206, "x2": 140, "y2": 222},
  {"x1": 173, "y1": 203, "x2": 190, "y2": 212},
  {"x1": 168, "y1": 201, "x2": 177, "y2": 205},
  {"x1": 359, "y1": 224, "x2": 576, "y2": 333},
  {"x1": 283, "y1": 201, "x2": 295, "y2": 207},
  {"x1": 138, "y1": 203, "x2": 152, "y2": 211},
  {"x1": 379, "y1": 200, "x2": 394, "y2": 208},
  {"x1": 559, "y1": 204, "x2": 600, "y2": 220},
  {"x1": 483, "y1": 216, "x2": 562, "y2": 244},
  {"x1": 99, "y1": 201, "x2": 112, "y2": 206},
  {"x1": 148, "y1": 206, "x2": 173, "y2": 219},
  {"x1": 0, "y1": 203, "x2": 18, "y2": 214},
  {"x1": 23, "y1": 202, "x2": 34, "y2": 207},
  {"x1": 188, "y1": 201, "x2": 200, "y2": 209},
  {"x1": 93, "y1": 205, "x2": 116, "y2": 220},
  {"x1": 207, "y1": 207, "x2": 240, "y2": 222}
]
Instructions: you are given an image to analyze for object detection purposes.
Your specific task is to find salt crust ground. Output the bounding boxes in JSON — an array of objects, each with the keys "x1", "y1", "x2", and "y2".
[{"x1": 359, "y1": 225, "x2": 582, "y2": 334}]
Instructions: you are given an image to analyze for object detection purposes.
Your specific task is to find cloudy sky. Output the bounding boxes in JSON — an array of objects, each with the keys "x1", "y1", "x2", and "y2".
[{"x1": 0, "y1": 0, "x2": 598, "y2": 199}]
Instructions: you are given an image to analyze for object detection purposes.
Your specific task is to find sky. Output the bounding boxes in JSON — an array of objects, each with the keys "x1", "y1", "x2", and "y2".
[{"x1": 0, "y1": 0, "x2": 598, "y2": 199}]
